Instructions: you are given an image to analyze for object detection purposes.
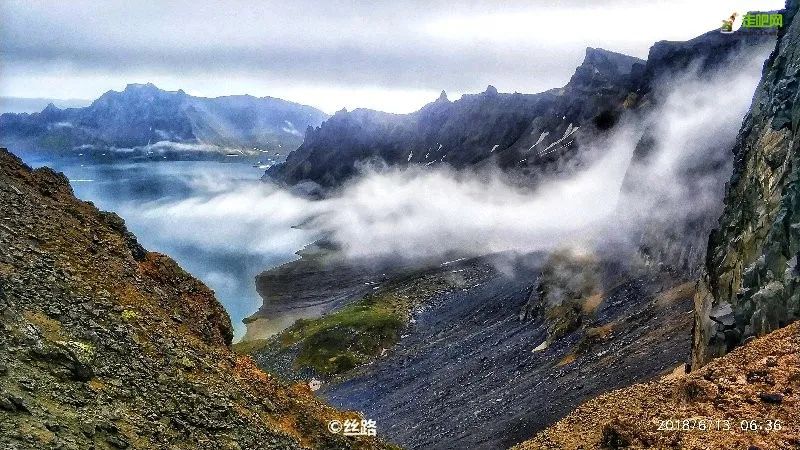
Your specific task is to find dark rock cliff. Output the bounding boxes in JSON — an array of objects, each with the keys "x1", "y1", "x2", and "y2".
[
  {"x1": 266, "y1": 48, "x2": 643, "y2": 189},
  {"x1": 0, "y1": 148, "x2": 388, "y2": 449},
  {"x1": 693, "y1": 2, "x2": 800, "y2": 367}
]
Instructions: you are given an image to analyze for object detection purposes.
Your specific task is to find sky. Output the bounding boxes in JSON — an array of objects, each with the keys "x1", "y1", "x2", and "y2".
[{"x1": 0, "y1": 0, "x2": 785, "y2": 114}]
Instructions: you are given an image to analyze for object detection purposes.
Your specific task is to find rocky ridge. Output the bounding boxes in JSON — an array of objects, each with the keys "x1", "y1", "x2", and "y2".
[
  {"x1": 0, "y1": 148, "x2": 389, "y2": 449},
  {"x1": 266, "y1": 48, "x2": 643, "y2": 189},
  {"x1": 266, "y1": 30, "x2": 773, "y2": 192}
]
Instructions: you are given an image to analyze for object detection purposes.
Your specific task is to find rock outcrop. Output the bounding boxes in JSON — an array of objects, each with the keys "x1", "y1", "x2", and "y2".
[
  {"x1": 0, "y1": 148, "x2": 387, "y2": 449},
  {"x1": 692, "y1": 2, "x2": 800, "y2": 368},
  {"x1": 516, "y1": 320, "x2": 800, "y2": 450}
]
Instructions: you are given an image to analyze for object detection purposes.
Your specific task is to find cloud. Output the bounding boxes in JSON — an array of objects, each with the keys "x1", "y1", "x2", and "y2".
[
  {"x1": 130, "y1": 183, "x2": 319, "y2": 256},
  {"x1": 616, "y1": 44, "x2": 772, "y2": 233},
  {"x1": 299, "y1": 44, "x2": 770, "y2": 261},
  {"x1": 126, "y1": 43, "x2": 769, "y2": 267},
  {"x1": 0, "y1": 0, "x2": 784, "y2": 113},
  {"x1": 97, "y1": 43, "x2": 767, "y2": 339}
]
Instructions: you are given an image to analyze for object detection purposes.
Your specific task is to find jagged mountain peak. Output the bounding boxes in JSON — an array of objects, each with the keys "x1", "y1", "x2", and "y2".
[
  {"x1": 41, "y1": 102, "x2": 60, "y2": 113},
  {"x1": 581, "y1": 47, "x2": 644, "y2": 75},
  {"x1": 123, "y1": 82, "x2": 160, "y2": 91}
]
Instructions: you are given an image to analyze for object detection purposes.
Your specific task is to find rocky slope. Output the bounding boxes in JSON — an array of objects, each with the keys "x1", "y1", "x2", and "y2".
[
  {"x1": 0, "y1": 84, "x2": 328, "y2": 162},
  {"x1": 240, "y1": 246, "x2": 701, "y2": 448},
  {"x1": 321, "y1": 254, "x2": 698, "y2": 449},
  {"x1": 0, "y1": 148, "x2": 388, "y2": 449},
  {"x1": 693, "y1": 2, "x2": 800, "y2": 368},
  {"x1": 516, "y1": 321, "x2": 800, "y2": 450},
  {"x1": 241, "y1": 242, "x2": 433, "y2": 342}
]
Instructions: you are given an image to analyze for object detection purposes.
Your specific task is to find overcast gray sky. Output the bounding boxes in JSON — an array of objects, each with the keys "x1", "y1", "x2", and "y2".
[{"x1": 0, "y1": 0, "x2": 784, "y2": 113}]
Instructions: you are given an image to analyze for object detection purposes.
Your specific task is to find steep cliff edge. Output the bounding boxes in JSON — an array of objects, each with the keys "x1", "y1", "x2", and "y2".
[
  {"x1": 0, "y1": 148, "x2": 388, "y2": 449},
  {"x1": 693, "y1": 2, "x2": 800, "y2": 368}
]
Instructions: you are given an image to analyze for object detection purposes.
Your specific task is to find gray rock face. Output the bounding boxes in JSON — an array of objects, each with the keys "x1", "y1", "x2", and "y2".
[
  {"x1": 617, "y1": 29, "x2": 776, "y2": 280},
  {"x1": 692, "y1": 1, "x2": 800, "y2": 367},
  {"x1": 0, "y1": 83, "x2": 328, "y2": 160}
]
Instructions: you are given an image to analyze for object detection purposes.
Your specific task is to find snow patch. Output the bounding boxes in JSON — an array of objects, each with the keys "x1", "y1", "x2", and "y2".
[{"x1": 528, "y1": 131, "x2": 549, "y2": 151}]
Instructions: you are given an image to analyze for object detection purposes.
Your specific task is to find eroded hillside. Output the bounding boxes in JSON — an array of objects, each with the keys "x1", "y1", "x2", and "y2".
[
  {"x1": 0, "y1": 148, "x2": 389, "y2": 449},
  {"x1": 515, "y1": 321, "x2": 800, "y2": 450}
]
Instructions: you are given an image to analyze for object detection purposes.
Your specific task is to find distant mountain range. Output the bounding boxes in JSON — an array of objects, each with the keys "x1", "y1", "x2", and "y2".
[
  {"x1": 266, "y1": 30, "x2": 773, "y2": 191},
  {"x1": 0, "y1": 83, "x2": 328, "y2": 162}
]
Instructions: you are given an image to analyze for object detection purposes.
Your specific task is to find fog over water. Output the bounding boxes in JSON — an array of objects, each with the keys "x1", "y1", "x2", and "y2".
[
  {"x1": 18, "y1": 153, "x2": 314, "y2": 340},
  {"x1": 9, "y1": 41, "x2": 770, "y2": 341}
]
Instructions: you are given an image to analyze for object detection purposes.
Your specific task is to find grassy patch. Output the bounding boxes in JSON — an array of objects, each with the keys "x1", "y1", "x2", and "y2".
[
  {"x1": 265, "y1": 260, "x2": 490, "y2": 377},
  {"x1": 537, "y1": 249, "x2": 603, "y2": 343},
  {"x1": 544, "y1": 301, "x2": 584, "y2": 342},
  {"x1": 232, "y1": 338, "x2": 271, "y2": 355},
  {"x1": 654, "y1": 281, "x2": 696, "y2": 307},
  {"x1": 557, "y1": 353, "x2": 577, "y2": 367},
  {"x1": 121, "y1": 309, "x2": 138, "y2": 322},
  {"x1": 575, "y1": 323, "x2": 615, "y2": 354},
  {"x1": 281, "y1": 297, "x2": 406, "y2": 376}
]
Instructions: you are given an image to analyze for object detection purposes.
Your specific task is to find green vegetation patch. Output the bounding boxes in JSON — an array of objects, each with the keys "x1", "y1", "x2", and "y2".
[
  {"x1": 282, "y1": 296, "x2": 406, "y2": 376},
  {"x1": 258, "y1": 260, "x2": 489, "y2": 378},
  {"x1": 232, "y1": 338, "x2": 271, "y2": 355},
  {"x1": 537, "y1": 249, "x2": 603, "y2": 342}
]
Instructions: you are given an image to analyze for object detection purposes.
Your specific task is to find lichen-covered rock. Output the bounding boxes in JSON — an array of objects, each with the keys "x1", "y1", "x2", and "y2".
[
  {"x1": 0, "y1": 148, "x2": 391, "y2": 449},
  {"x1": 692, "y1": 1, "x2": 800, "y2": 368},
  {"x1": 517, "y1": 321, "x2": 800, "y2": 449}
]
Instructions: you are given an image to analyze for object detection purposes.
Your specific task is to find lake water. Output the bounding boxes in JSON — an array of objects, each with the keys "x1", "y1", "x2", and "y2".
[{"x1": 16, "y1": 150, "x2": 311, "y2": 340}]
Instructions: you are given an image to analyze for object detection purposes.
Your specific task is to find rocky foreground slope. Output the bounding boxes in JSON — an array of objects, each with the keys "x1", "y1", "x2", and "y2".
[
  {"x1": 516, "y1": 321, "x2": 800, "y2": 449},
  {"x1": 0, "y1": 148, "x2": 388, "y2": 449}
]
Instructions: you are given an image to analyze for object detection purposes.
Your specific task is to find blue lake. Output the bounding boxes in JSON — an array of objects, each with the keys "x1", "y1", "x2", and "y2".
[{"x1": 16, "y1": 151, "x2": 309, "y2": 340}]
